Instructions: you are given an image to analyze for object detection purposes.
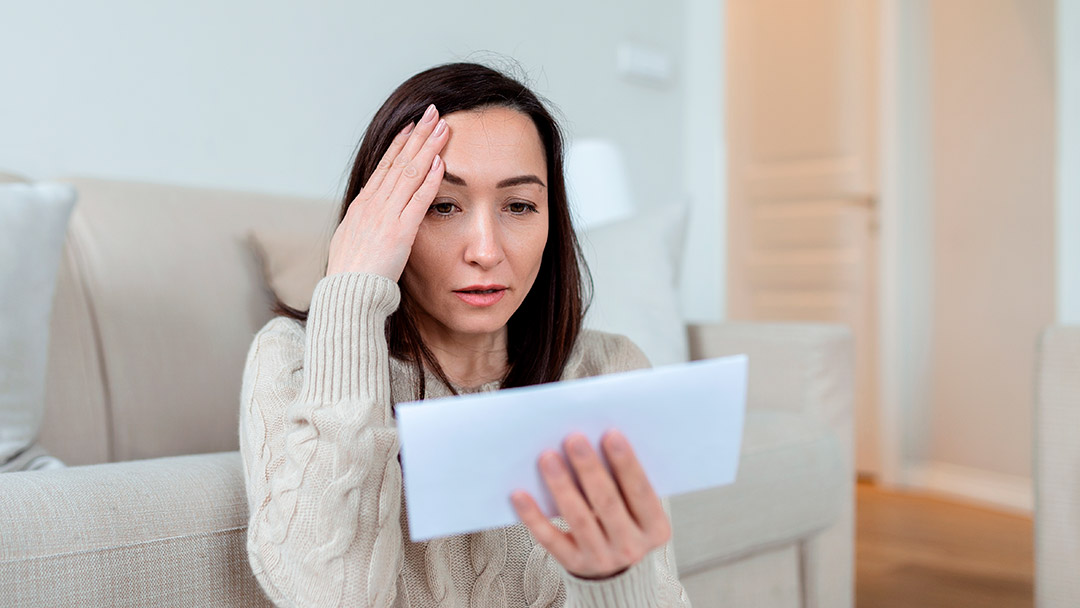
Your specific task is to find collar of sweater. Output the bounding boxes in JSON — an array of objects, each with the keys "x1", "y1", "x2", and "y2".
[{"x1": 388, "y1": 333, "x2": 591, "y2": 402}]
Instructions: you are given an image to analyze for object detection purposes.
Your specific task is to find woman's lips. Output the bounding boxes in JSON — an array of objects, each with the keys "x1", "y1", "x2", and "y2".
[{"x1": 453, "y1": 288, "x2": 507, "y2": 307}]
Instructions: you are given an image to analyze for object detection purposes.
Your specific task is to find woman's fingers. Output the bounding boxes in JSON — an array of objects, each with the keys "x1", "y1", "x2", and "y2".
[
  {"x1": 327, "y1": 104, "x2": 448, "y2": 280},
  {"x1": 601, "y1": 430, "x2": 671, "y2": 545},
  {"x1": 537, "y1": 450, "x2": 609, "y2": 554},
  {"x1": 361, "y1": 121, "x2": 414, "y2": 198},
  {"x1": 386, "y1": 116, "x2": 449, "y2": 212},
  {"x1": 512, "y1": 434, "x2": 672, "y2": 580},
  {"x1": 400, "y1": 153, "x2": 444, "y2": 227},
  {"x1": 510, "y1": 490, "x2": 580, "y2": 568},
  {"x1": 563, "y1": 434, "x2": 641, "y2": 544},
  {"x1": 381, "y1": 104, "x2": 447, "y2": 205}
]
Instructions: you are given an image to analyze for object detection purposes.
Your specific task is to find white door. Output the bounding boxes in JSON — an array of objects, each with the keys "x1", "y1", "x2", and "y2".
[{"x1": 726, "y1": 0, "x2": 882, "y2": 477}]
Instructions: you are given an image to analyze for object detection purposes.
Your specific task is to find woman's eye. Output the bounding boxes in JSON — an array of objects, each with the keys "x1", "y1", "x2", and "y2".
[
  {"x1": 507, "y1": 201, "x2": 538, "y2": 214},
  {"x1": 429, "y1": 202, "x2": 456, "y2": 215}
]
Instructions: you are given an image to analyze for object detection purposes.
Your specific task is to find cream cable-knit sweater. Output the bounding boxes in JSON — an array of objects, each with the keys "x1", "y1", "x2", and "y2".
[{"x1": 239, "y1": 272, "x2": 692, "y2": 607}]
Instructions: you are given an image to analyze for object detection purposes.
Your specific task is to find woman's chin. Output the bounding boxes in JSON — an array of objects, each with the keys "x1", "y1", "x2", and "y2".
[
  {"x1": 442, "y1": 311, "x2": 514, "y2": 337},
  {"x1": 448, "y1": 320, "x2": 510, "y2": 337}
]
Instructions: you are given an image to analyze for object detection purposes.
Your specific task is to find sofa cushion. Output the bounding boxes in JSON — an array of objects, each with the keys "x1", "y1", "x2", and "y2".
[
  {"x1": 669, "y1": 407, "x2": 846, "y2": 574},
  {"x1": 37, "y1": 232, "x2": 112, "y2": 466},
  {"x1": 247, "y1": 227, "x2": 330, "y2": 311},
  {"x1": 0, "y1": 183, "x2": 75, "y2": 472},
  {"x1": 0, "y1": 451, "x2": 273, "y2": 606},
  {"x1": 579, "y1": 202, "x2": 690, "y2": 366},
  {"x1": 40, "y1": 178, "x2": 337, "y2": 464},
  {"x1": 679, "y1": 543, "x2": 803, "y2": 607}
]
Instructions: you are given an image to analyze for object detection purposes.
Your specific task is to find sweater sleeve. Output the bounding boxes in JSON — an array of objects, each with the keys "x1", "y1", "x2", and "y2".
[
  {"x1": 559, "y1": 333, "x2": 694, "y2": 607},
  {"x1": 239, "y1": 272, "x2": 404, "y2": 608}
]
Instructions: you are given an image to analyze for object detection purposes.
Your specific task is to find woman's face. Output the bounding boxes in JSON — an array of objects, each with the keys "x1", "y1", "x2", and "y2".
[{"x1": 401, "y1": 106, "x2": 549, "y2": 343}]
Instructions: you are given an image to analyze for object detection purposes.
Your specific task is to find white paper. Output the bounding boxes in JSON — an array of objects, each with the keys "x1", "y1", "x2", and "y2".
[{"x1": 395, "y1": 354, "x2": 748, "y2": 542}]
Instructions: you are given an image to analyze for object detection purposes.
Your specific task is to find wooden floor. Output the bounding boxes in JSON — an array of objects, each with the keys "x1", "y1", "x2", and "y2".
[{"x1": 856, "y1": 481, "x2": 1034, "y2": 608}]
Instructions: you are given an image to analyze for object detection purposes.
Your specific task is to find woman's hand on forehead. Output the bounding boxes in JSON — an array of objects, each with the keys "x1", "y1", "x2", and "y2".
[{"x1": 327, "y1": 104, "x2": 450, "y2": 281}]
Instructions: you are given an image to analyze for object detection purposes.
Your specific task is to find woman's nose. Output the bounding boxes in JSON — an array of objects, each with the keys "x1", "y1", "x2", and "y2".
[{"x1": 463, "y1": 210, "x2": 505, "y2": 269}]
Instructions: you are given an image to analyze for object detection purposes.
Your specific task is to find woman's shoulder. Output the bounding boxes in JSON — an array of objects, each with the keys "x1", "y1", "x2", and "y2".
[
  {"x1": 256, "y1": 315, "x2": 306, "y2": 342},
  {"x1": 245, "y1": 316, "x2": 306, "y2": 366},
  {"x1": 563, "y1": 329, "x2": 653, "y2": 381}
]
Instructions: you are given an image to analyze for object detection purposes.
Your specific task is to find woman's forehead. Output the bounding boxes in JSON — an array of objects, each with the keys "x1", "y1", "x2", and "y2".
[{"x1": 439, "y1": 108, "x2": 547, "y2": 187}]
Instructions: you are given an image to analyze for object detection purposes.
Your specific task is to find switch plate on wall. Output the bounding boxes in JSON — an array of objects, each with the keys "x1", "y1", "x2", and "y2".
[{"x1": 617, "y1": 43, "x2": 673, "y2": 86}]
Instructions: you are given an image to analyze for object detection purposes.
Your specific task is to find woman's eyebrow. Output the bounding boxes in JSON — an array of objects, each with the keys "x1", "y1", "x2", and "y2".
[{"x1": 442, "y1": 171, "x2": 547, "y2": 189}]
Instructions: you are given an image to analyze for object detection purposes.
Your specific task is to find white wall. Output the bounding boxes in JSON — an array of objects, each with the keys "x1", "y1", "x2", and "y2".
[
  {"x1": 1, "y1": 1, "x2": 733, "y2": 322},
  {"x1": 881, "y1": 0, "x2": 1057, "y2": 512},
  {"x1": 0, "y1": 1, "x2": 684, "y2": 214},
  {"x1": 919, "y1": 0, "x2": 1055, "y2": 511},
  {"x1": 1060, "y1": 0, "x2": 1080, "y2": 324}
]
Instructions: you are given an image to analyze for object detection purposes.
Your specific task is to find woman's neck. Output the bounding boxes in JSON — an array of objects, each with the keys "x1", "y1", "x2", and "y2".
[{"x1": 415, "y1": 321, "x2": 509, "y2": 389}]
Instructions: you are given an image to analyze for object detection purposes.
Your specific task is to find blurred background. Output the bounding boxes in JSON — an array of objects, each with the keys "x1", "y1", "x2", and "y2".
[{"x1": 1, "y1": 0, "x2": 1075, "y2": 605}]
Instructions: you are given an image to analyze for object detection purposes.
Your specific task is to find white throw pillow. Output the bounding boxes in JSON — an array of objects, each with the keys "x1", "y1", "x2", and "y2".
[
  {"x1": 580, "y1": 202, "x2": 689, "y2": 366},
  {"x1": 0, "y1": 183, "x2": 75, "y2": 472}
]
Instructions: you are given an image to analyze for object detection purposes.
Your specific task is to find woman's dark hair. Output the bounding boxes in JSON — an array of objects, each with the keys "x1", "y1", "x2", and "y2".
[{"x1": 272, "y1": 61, "x2": 591, "y2": 399}]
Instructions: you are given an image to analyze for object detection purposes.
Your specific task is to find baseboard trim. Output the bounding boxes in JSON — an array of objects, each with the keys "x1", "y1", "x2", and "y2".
[{"x1": 903, "y1": 461, "x2": 1033, "y2": 515}]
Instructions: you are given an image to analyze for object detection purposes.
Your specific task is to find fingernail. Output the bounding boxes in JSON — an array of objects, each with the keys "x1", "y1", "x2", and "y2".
[
  {"x1": 511, "y1": 492, "x2": 528, "y2": 510},
  {"x1": 607, "y1": 430, "x2": 628, "y2": 455},
  {"x1": 422, "y1": 104, "x2": 437, "y2": 123},
  {"x1": 433, "y1": 118, "x2": 446, "y2": 136},
  {"x1": 401, "y1": 122, "x2": 414, "y2": 136},
  {"x1": 541, "y1": 452, "x2": 562, "y2": 476},
  {"x1": 431, "y1": 154, "x2": 442, "y2": 171},
  {"x1": 569, "y1": 435, "x2": 590, "y2": 458}
]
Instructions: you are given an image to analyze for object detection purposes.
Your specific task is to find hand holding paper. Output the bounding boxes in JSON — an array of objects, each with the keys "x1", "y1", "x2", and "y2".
[
  {"x1": 395, "y1": 354, "x2": 748, "y2": 543},
  {"x1": 510, "y1": 429, "x2": 674, "y2": 579}
]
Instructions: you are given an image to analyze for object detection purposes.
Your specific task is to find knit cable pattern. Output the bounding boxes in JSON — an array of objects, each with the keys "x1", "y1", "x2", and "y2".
[
  {"x1": 468, "y1": 528, "x2": 509, "y2": 608},
  {"x1": 242, "y1": 273, "x2": 403, "y2": 607},
  {"x1": 523, "y1": 543, "x2": 563, "y2": 608},
  {"x1": 423, "y1": 538, "x2": 459, "y2": 607}
]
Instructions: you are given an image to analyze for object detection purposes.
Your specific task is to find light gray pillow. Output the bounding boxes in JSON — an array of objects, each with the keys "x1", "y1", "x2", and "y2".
[
  {"x1": 0, "y1": 183, "x2": 75, "y2": 472},
  {"x1": 580, "y1": 202, "x2": 690, "y2": 366}
]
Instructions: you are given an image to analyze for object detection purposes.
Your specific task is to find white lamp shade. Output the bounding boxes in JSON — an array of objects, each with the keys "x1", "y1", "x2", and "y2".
[{"x1": 564, "y1": 139, "x2": 636, "y2": 230}]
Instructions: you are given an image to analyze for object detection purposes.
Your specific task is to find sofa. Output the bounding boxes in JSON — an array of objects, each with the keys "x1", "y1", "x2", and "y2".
[
  {"x1": 1035, "y1": 326, "x2": 1080, "y2": 608},
  {"x1": 0, "y1": 176, "x2": 854, "y2": 607}
]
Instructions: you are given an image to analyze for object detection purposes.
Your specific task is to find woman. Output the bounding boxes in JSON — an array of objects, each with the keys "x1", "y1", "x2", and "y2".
[{"x1": 240, "y1": 62, "x2": 691, "y2": 607}]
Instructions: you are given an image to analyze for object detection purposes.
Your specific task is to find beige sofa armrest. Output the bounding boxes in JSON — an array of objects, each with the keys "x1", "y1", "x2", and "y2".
[
  {"x1": 0, "y1": 451, "x2": 271, "y2": 607},
  {"x1": 672, "y1": 322, "x2": 855, "y2": 605},
  {"x1": 687, "y1": 321, "x2": 855, "y2": 606},
  {"x1": 1035, "y1": 325, "x2": 1080, "y2": 607},
  {"x1": 687, "y1": 322, "x2": 854, "y2": 436}
]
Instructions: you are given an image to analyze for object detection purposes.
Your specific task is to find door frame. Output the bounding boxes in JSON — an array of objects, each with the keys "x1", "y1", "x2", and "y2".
[
  {"x1": 876, "y1": 0, "x2": 934, "y2": 488},
  {"x1": 1059, "y1": 0, "x2": 1080, "y2": 324},
  {"x1": 699, "y1": 0, "x2": 939, "y2": 486},
  {"x1": 680, "y1": 0, "x2": 727, "y2": 323}
]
